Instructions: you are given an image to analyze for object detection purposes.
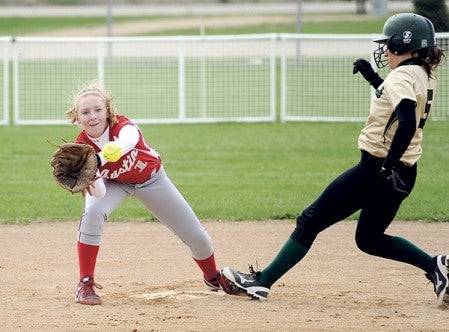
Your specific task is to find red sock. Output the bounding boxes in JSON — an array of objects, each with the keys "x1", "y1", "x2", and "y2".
[
  {"x1": 193, "y1": 253, "x2": 219, "y2": 281},
  {"x1": 77, "y1": 241, "x2": 100, "y2": 282}
]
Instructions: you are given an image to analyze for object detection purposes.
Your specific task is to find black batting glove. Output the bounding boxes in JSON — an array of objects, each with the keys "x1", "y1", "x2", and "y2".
[
  {"x1": 353, "y1": 58, "x2": 384, "y2": 89},
  {"x1": 379, "y1": 167, "x2": 409, "y2": 195}
]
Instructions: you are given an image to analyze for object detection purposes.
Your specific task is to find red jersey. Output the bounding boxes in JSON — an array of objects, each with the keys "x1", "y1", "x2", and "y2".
[{"x1": 76, "y1": 115, "x2": 161, "y2": 184}]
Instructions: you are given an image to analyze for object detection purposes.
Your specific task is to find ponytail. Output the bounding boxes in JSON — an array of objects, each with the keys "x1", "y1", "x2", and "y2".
[{"x1": 417, "y1": 46, "x2": 447, "y2": 78}]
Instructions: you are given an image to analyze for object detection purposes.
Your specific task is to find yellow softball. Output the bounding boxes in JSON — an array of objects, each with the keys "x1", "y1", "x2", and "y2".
[{"x1": 102, "y1": 142, "x2": 122, "y2": 162}]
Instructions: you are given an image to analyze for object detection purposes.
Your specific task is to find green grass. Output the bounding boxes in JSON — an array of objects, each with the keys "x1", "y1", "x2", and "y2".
[
  {"x1": 0, "y1": 16, "x2": 169, "y2": 36},
  {"x1": 1, "y1": 122, "x2": 448, "y2": 224},
  {"x1": 0, "y1": 14, "x2": 389, "y2": 36},
  {"x1": 159, "y1": 17, "x2": 388, "y2": 36}
]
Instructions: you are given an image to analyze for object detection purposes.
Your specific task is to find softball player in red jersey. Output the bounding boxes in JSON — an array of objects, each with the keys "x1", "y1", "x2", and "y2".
[
  {"x1": 66, "y1": 80, "x2": 234, "y2": 305},
  {"x1": 222, "y1": 13, "x2": 449, "y2": 307}
]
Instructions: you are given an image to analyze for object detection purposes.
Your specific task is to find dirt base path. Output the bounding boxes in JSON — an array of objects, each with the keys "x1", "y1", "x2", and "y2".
[{"x1": 1, "y1": 220, "x2": 448, "y2": 331}]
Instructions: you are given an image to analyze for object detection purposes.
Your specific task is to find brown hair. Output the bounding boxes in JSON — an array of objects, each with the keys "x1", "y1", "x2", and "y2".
[
  {"x1": 66, "y1": 80, "x2": 118, "y2": 126},
  {"x1": 417, "y1": 46, "x2": 447, "y2": 78}
]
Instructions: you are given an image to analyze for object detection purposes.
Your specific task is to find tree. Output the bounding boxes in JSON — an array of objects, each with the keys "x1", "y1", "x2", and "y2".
[
  {"x1": 356, "y1": 0, "x2": 367, "y2": 14},
  {"x1": 413, "y1": 0, "x2": 449, "y2": 32}
]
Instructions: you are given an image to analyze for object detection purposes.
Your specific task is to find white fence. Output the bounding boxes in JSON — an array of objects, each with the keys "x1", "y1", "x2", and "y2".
[
  {"x1": 0, "y1": 33, "x2": 448, "y2": 125},
  {"x1": 280, "y1": 33, "x2": 449, "y2": 122}
]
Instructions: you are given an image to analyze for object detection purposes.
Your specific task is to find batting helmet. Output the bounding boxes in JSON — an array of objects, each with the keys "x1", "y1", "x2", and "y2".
[{"x1": 373, "y1": 13, "x2": 436, "y2": 68}]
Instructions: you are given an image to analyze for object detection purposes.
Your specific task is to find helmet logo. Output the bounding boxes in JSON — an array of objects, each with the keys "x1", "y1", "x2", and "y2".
[{"x1": 402, "y1": 31, "x2": 412, "y2": 44}]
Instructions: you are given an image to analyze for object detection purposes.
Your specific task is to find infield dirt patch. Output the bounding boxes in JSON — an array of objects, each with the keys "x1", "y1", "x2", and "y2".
[{"x1": 1, "y1": 220, "x2": 448, "y2": 331}]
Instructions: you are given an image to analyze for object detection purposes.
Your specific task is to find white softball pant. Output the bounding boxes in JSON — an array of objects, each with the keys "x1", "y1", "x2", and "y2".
[{"x1": 78, "y1": 166, "x2": 214, "y2": 260}]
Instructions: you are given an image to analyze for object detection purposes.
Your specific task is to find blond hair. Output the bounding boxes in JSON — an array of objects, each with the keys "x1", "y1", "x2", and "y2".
[{"x1": 66, "y1": 80, "x2": 118, "y2": 126}]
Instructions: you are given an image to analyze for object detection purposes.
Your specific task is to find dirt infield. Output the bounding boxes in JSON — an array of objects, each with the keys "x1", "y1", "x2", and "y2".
[{"x1": 1, "y1": 220, "x2": 448, "y2": 331}]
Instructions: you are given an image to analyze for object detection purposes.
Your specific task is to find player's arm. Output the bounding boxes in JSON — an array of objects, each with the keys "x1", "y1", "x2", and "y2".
[
  {"x1": 86, "y1": 172, "x2": 106, "y2": 198},
  {"x1": 353, "y1": 58, "x2": 384, "y2": 89},
  {"x1": 378, "y1": 98, "x2": 416, "y2": 195},
  {"x1": 381, "y1": 98, "x2": 417, "y2": 171},
  {"x1": 98, "y1": 125, "x2": 140, "y2": 164}
]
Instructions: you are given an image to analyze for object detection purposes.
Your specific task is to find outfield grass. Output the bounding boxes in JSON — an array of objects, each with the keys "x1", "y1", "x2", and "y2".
[
  {"x1": 0, "y1": 14, "x2": 388, "y2": 36},
  {"x1": 0, "y1": 16, "x2": 171, "y2": 36},
  {"x1": 1, "y1": 121, "x2": 448, "y2": 224}
]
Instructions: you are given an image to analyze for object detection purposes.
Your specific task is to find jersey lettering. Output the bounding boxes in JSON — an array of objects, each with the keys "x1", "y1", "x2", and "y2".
[
  {"x1": 418, "y1": 89, "x2": 433, "y2": 129},
  {"x1": 135, "y1": 160, "x2": 148, "y2": 173},
  {"x1": 77, "y1": 115, "x2": 161, "y2": 183},
  {"x1": 100, "y1": 149, "x2": 139, "y2": 179}
]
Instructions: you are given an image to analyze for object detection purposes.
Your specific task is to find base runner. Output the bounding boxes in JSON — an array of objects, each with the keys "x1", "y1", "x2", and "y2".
[{"x1": 222, "y1": 13, "x2": 449, "y2": 307}]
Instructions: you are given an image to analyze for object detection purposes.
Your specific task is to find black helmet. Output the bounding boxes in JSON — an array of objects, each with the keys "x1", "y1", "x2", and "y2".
[{"x1": 373, "y1": 13, "x2": 436, "y2": 68}]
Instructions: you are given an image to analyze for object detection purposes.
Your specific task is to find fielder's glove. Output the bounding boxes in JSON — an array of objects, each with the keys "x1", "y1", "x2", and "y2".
[
  {"x1": 50, "y1": 142, "x2": 100, "y2": 194},
  {"x1": 379, "y1": 167, "x2": 409, "y2": 195},
  {"x1": 353, "y1": 58, "x2": 384, "y2": 89}
]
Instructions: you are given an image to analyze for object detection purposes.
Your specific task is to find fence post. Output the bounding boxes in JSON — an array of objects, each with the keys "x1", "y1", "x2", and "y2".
[
  {"x1": 13, "y1": 39, "x2": 19, "y2": 125},
  {"x1": 2, "y1": 38, "x2": 10, "y2": 126},
  {"x1": 270, "y1": 34, "x2": 277, "y2": 122},
  {"x1": 97, "y1": 40, "x2": 105, "y2": 86},
  {"x1": 280, "y1": 34, "x2": 287, "y2": 123},
  {"x1": 178, "y1": 37, "x2": 186, "y2": 122}
]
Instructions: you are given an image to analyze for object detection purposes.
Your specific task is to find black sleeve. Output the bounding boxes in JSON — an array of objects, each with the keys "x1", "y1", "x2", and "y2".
[
  {"x1": 370, "y1": 74, "x2": 384, "y2": 90},
  {"x1": 382, "y1": 99, "x2": 417, "y2": 170}
]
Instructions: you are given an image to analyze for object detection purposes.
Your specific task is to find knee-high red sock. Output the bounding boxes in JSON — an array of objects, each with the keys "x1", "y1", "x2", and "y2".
[
  {"x1": 193, "y1": 252, "x2": 219, "y2": 281},
  {"x1": 77, "y1": 241, "x2": 100, "y2": 282}
]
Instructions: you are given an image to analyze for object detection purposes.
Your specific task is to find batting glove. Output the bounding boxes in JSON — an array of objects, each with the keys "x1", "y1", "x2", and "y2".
[
  {"x1": 353, "y1": 58, "x2": 384, "y2": 89},
  {"x1": 379, "y1": 167, "x2": 409, "y2": 195}
]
